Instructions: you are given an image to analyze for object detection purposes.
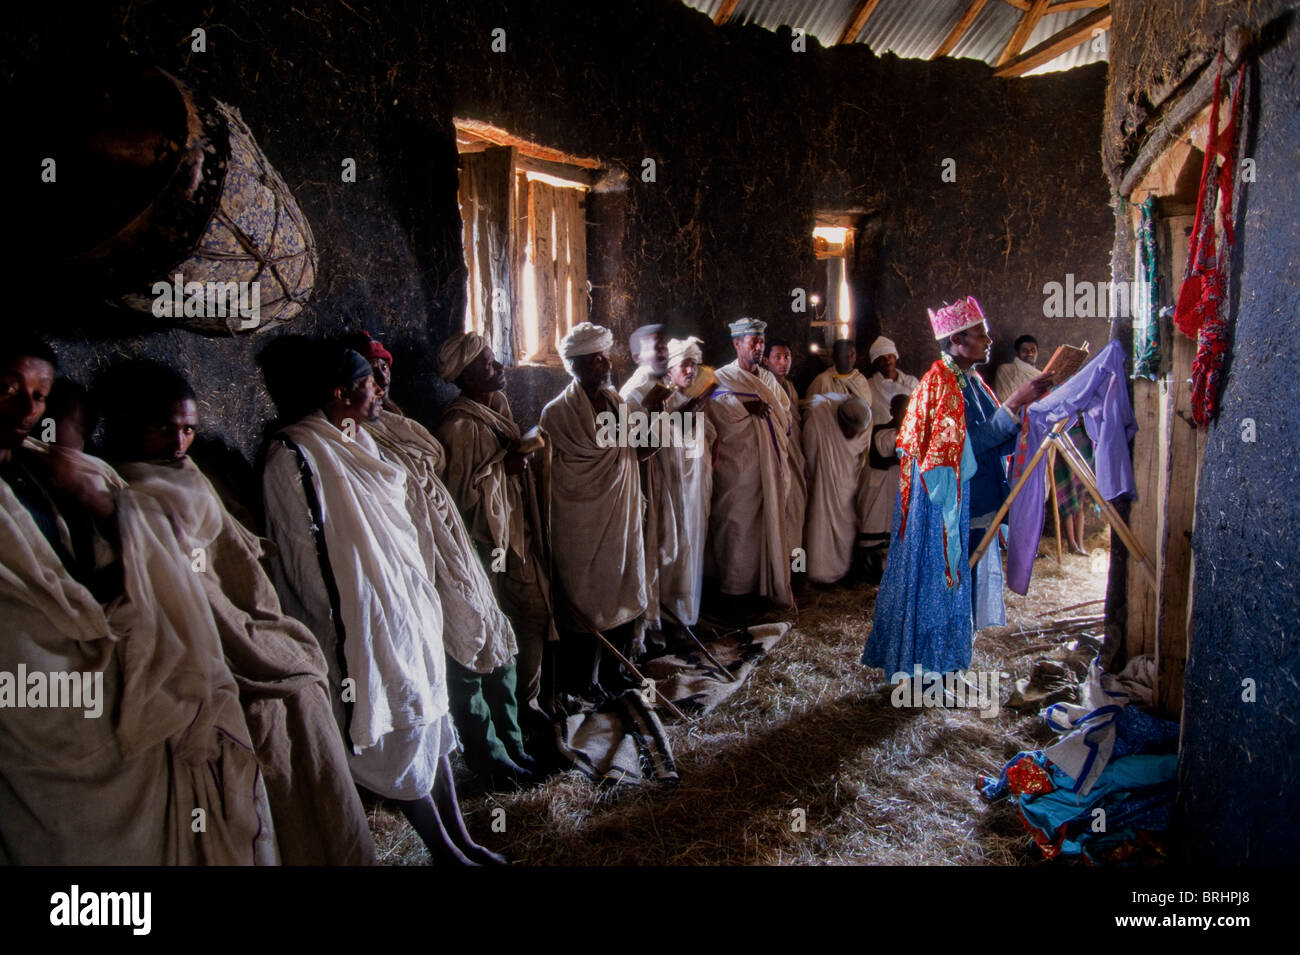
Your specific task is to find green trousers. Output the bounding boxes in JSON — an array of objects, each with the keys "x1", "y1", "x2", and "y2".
[{"x1": 445, "y1": 657, "x2": 526, "y2": 774}]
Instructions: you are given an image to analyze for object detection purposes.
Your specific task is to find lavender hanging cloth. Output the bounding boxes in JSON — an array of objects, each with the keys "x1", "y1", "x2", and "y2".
[{"x1": 1006, "y1": 340, "x2": 1138, "y2": 594}]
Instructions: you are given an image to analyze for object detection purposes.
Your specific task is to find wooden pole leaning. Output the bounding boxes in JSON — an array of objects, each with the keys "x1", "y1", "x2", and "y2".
[
  {"x1": 970, "y1": 417, "x2": 1072, "y2": 568},
  {"x1": 1053, "y1": 429, "x2": 1159, "y2": 592},
  {"x1": 679, "y1": 622, "x2": 739, "y2": 684},
  {"x1": 562, "y1": 596, "x2": 690, "y2": 721},
  {"x1": 1047, "y1": 444, "x2": 1064, "y2": 563}
]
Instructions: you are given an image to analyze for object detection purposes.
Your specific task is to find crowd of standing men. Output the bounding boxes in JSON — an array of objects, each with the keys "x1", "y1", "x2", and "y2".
[{"x1": 0, "y1": 296, "x2": 1050, "y2": 864}]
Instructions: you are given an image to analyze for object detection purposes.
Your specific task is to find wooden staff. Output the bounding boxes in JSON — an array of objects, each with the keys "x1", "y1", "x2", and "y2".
[
  {"x1": 1053, "y1": 430, "x2": 1159, "y2": 592},
  {"x1": 1047, "y1": 444, "x2": 1063, "y2": 563},
  {"x1": 970, "y1": 417, "x2": 1072, "y2": 567},
  {"x1": 677, "y1": 618, "x2": 739, "y2": 684},
  {"x1": 561, "y1": 595, "x2": 689, "y2": 721}
]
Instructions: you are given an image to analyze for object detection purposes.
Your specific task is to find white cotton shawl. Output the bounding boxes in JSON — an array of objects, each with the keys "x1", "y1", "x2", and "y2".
[
  {"x1": 858, "y1": 425, "x2": 901, "y2": 536},
  {"x1": 867, "y1": 370, "x2": 920, "y2": 424},
  {"x1": 540, "y1": 380, "x2": 647, "y2": 632},
  {"x1": 0, "y1": 442, "x2": 272, "y2": 864},
  {"x1": 367, "y1": 410, "x2": 517, "y2": 674},
  {"x1": 803, "y1": 394, "x2": 873, "y2": 584},
  {"x1": 994, "y1": 358, "x2": 1040, "y2": 403},
  {"x1": 274, "y1": 411, "x2": 449, "y2": 755},
  {"x1": 806, "y1": 367, "x2": 874, "y2": 403},
  {"x1": 653, "y1": 391, "x2": 715, "y2": 626},
  {"x1": 706, "y1": 361, "x2": 793, "y2": 606}
]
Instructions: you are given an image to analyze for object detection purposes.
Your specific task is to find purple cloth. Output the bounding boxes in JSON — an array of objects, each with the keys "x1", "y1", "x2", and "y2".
[{"x1": 1007, "y1": 340, "x2": 1138, "y2": 594}]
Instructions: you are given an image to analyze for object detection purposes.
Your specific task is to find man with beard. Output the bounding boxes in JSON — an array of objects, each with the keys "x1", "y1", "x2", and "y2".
[
  {"x1": 864, "y1": 336, "x2": 920, "y2": 427},
  {"x1": 540, "y1": 322, "x2": 649, "y2": 696}
]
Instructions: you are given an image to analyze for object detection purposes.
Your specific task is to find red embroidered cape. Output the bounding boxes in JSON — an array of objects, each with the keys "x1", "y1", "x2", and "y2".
[{"x1": 896, "y1": 357, "x2": 970, "y2": 584}]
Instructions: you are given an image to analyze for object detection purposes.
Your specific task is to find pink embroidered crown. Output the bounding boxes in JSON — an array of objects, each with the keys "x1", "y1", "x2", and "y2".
[{"x1": 927, "y1": 296, "x2": 986, "y2": 340}]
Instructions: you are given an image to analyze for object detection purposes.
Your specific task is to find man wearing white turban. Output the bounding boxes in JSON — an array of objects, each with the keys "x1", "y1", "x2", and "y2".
[
  {"x1": 540, "y1": 323, "x2": 650, "y2": 696},
  {"x1": 860, "y1": 336, "x2": 920, "y2": 544},
  {"x1": 865, "y1": 336, "x2": 920, "y2": 425},
  {"x1": 706, "y1": 318, "x2": 794, "y2": 617}
]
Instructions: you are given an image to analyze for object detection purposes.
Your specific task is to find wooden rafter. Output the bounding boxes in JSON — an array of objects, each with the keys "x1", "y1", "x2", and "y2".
[
  {"x1": 994, "y1": 4, "x2": 1111, "y2": 76},
  {"x1": 1001, "y1": 0, "x2": 1030, "y2": 10},
  {"x1": 995, "y1": 0, "x2": 1051, "y2": 66},
  {"x1": 1047, "y1": 0, "x2": 1107, "y2": 11},
  {"x1": 454, "y1": 118, "x2": 601, "y2": 169},
  {"x1": 931, "y1": 0, "x2": 989, "y2": 59},
  {"x1": 714, "y1": 0, "x2": 740, "y2": 25},
  {"x1": 837, "y1": 0, "x2": 884, "y2": 44}
]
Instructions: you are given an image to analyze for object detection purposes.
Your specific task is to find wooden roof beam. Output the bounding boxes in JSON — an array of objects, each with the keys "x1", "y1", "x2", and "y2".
[
  {"x1": 1001, "y1": 0, "x2": 1031, "y2": 10},
  {"x1": 995, "y1": 0, "x2": 1052, "y2": 66},
  {"x1": 1047, "y1": 1, "x2": 1107, "y2": 11},
  {"x1": 931, "y1": 0, "x2": 990, "y2": 59},
  {"x1": 994, "y1": 4, "x2": 1111, "y2": 76},
  {"x1": 714, "y1": 0, "x2": 740, "y2": 25},
  {"x1": 837, "y1": 0, "x2": 884, "y2": 44}
]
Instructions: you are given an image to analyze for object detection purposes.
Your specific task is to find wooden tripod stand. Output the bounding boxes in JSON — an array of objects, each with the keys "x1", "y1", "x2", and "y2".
[{"x1": 969, "y1": 416, "x2": 1157, "y2": 591}]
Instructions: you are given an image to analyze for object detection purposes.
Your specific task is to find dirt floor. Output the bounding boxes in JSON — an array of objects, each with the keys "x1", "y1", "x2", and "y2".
[{"x1": 369, "y1": 529, "x2": 1112, "y2": 866}]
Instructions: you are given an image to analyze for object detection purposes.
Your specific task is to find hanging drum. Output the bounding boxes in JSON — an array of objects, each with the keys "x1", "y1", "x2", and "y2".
[{"x1": 48, "y1": 68, "x2": 317, "y2": 335}]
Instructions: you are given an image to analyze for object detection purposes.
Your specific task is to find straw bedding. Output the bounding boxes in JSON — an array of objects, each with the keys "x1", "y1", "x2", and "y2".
[{"x1": 370, "y1": 531, "x2": 1111, "y2": 865}]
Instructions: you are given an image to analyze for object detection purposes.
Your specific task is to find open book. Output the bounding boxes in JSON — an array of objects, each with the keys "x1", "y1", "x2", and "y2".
[{"x1": 1042, "y1": 343, "x2": 1090, "y2": 385}]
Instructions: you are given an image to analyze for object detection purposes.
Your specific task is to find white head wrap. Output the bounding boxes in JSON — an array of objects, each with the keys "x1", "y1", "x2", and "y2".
[
  {"x1": 559, "y1": 322, "x2": 614, "y2": 374},
  {"x1": 868, "y1": 336, "x2": 898, "y2": 363},
  {"x1": 667, "y1": 336, "x2": 703, "y2": 370}
]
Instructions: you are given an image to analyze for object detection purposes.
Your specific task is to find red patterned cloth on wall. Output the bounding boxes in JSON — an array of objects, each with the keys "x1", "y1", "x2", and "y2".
[{"x1": 1172, "y1": 58, "x2": 1247, "y2": 427}]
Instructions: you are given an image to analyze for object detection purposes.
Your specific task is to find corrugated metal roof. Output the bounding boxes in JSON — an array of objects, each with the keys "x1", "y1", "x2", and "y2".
[{"x1": 682, "y1": 0, "x2": 1108, "y2": 75}]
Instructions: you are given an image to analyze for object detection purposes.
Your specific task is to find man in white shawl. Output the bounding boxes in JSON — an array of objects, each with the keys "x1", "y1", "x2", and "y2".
[
  {"x1": 806, "y1": 338, "x2": 874, "y2": 403},
  {"x1": 865, "y1": 336, "x2": 920, "y2": 424},
  {"x1": 656, "y1": 336, "x2": 716, "y2": 629},
  {"x1": 994, "y1": 334, "x2": 1041, "y2": 402},
  {"x1": 705, "y1": 317, "x2": 794, "y2": 618},
  {"x1": 621, "y1": 323, "x2": 669, "y2": 405},
  {"x1": 263, "y1": 346, "x2": 503, "y2": 865},
  {"x1": 104, "y1": 361, "x2": 374, "y2": 865},
  {"x1": 540, "y1": 322, "x2": 649, "y2": 697},
  {"x1": 0, "y1": 336, "x2": 274, "y2": 865},
  {"x1": 433, "y1": 332, "x2": 558, "y2": 749},
  {"x1": 859, "y1": 392, "x2": 910, "y2": 581},
  {"x1": 341, "y1": 332, "x2": 533, "y2": 788},
  {"x1": 619, "y1": 323, "x2": 672, "y2": 633},
  {"x1": 763, "y1": 338, "x2": 808, "y2": 559},
  {"x1": 803, "y1": 394, "x2": 873, "y2": 584}
]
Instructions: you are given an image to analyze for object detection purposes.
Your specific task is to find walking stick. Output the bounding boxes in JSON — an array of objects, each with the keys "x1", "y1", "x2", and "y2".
[
  {"x1": 664, "y1": 609, "x2": 738, "y2": 683},
  {"x1": 970, "y1": 417, "x2": 1072, "y2": 567},
  {"x1": 560, "y1": 594, "x2": 690, "y2": 721}
]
